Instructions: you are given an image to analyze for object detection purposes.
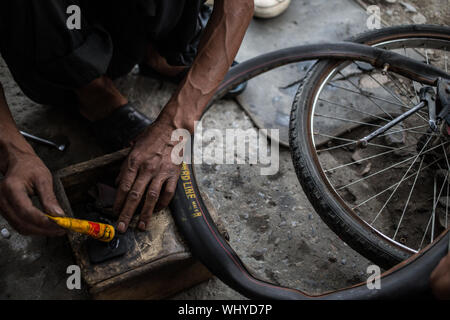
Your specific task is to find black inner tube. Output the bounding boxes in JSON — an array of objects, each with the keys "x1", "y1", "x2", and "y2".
[{"x1": 169, "y1": 43, "x2": 450, "y2": 300}]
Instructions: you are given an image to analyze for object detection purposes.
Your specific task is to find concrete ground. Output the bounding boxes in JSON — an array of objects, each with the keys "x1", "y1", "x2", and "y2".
[{"x1": 0, "y1": 0, "x2": 431, "y2": 299}]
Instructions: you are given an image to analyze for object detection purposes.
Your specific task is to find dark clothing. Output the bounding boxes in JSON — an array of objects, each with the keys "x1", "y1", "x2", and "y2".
[{"x1": 0, "y1": 0, "x2": 210, "y2": 105}]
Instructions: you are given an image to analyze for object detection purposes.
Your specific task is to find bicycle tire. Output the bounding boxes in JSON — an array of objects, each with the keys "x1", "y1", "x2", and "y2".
[
  {"x1": 289, "y1": 25, "x2": 450, "y2": 269},
  {"x1": 168, "y1": 33, "x2": 450, "y2": 299}
]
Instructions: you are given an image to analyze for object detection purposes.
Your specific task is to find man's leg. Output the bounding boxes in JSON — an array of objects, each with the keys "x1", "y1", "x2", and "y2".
[
  {"x1": 75, "y1": 76, "x2": 128, "y2": 122},
  {"x1": 0, "y1": 0, "x2": 116, "y2": 108},
  {"x1": 140, "y1": 2, "x2": 247, "y2": 97}
]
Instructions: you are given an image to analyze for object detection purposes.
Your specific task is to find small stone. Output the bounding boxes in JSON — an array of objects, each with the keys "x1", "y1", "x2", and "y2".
[
  {"x1": 352, "y1": 150, "x2": 363, "y2": 165},
  {"x1": 412, "y1": 13, "x2": 427, "y2": 24},
  {"x1": 1, "y1": 228, "x2": 11, "y2": 239},
  {"x1": 384, "y1": 124, "x2": 406, "y2": 146},
  {"x1": 251, "y1": 250, "x2": 265, "y2": 261},
  {"x1": 240, "y1": 213, "x2": 249, "y2": 220},
  {"x1": 328, "y1": 256, "x2": 337, "y2": 263},
  {"x1": 359, "y1": 162, "x2": 372, "y2": 176},
  {"x1": 308, "y1": 213, "x2": 313, "y2": 220},
  {"x1": 341, "y1": 259, "x2": 347, "y2": 265},
  {"x1": 400, "y1": 2, "x2": 417, "y2": 13},
  {"x1": 385, "y1": 0, "x2": 397, "y2": 3}
]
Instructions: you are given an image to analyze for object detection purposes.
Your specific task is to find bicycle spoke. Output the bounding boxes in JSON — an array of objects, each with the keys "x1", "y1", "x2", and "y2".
[
  {"x1": 337, "y1": 70, "x2": 394, "y2": 119},
  {"x1": 325, "y1": 144, "x2": 415, "y2": 173},
  {"x1": 327, "y1": 82, "x2": 414, "y2": 109},
  {"x1": 445, "y1": 47, "x2": 448, "y2": 73},
  {"x1": 318, "y1": 98, "x2": 391, "y2": 122},
  {"x1": 353, "y1": 157, "x2": 444, "y2": 209},
  {"x1": 431, "y1": 174, "x2": 437, "y2": 243},
  {"x1": 386, "y1": 72, "x2": 420, "y2": 105},
  {"x1": 337, "y1": 139, "x2": 446, "y2": 192},
  {"x1": 352, "y1": 62, "x2": 429, "y2": 124},
  {"x1": 418, "y1": 170, "x2": 449, "y2": 249},
  {"x1": 371, "y1": 136, "x2": 435, "y2": 224},
  {"x1": 393, "y1": 157, "x2": 424, "y2": 240},
  {"x1": 378, "y1": 124, "x2": 431, "y2": 138},
  {"x1": 314, "y1": 132, "x2": 396, "y2": 151},
  {"x1": 447, "y1": 181, "x2": 449, "y2": 229}
]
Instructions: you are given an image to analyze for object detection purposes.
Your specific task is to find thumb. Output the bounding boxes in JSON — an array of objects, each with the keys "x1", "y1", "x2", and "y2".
[{"x1": 35, "y1": 177, "x2": 65, "y2": 217}]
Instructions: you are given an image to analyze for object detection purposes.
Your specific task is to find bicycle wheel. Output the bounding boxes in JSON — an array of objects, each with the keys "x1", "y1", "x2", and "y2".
[
  {"x1": 290, "y1": 25, "x2": 450, "y2": 269},
  {"x1": 169, "y1": 35, "x2": 449, "y2": 299}
]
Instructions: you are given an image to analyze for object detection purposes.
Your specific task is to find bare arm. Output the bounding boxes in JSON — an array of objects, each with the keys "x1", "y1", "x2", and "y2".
[
  {"x1": 114, "y1": 0, "x2": 254, "y2": 232},
  {"x1": 0, "y1": 81, "x2": 65, "y2": 236},
  {"x1": 161, "y1": 0, "x2": 254, "y2": 132}
]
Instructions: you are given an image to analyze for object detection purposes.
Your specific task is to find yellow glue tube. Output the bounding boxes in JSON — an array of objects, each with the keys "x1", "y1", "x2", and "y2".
[{"x1": 46, "y1": 215, "x2": 115, "y2": 242}]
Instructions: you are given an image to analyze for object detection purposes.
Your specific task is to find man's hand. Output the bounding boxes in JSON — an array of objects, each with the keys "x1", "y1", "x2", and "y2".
[
  {"x1": 113, "y1": 0, "x2": 253, "y2": 233},
  {"x1": 0, "y1": 147, "x2": 66, "y2": 236},
  {"x1": 430, "y1": 252, "x2": 450, "y2": 300},
  {"x1": 114, "y1": 117, "x2": 181, "y2": 233}
]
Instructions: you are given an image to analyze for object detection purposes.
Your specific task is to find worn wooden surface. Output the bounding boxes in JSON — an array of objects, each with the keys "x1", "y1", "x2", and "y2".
[{"x1": 54, "y1": 150, "x2": 224, "y2": 300}]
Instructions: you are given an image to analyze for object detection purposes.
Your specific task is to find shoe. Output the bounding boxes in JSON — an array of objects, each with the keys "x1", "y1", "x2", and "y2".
[
  {"x1": 254, "y1": 0, "x2": 290, "y2": 18},
  {"x1": 139, "y1": 60, "x2": 247, "y2": 99},
  {"x1": 93, "y1": 102, "x2": 153, "y2": 151}
]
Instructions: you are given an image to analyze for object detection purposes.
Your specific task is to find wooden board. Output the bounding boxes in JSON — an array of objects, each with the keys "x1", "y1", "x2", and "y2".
[{"x1": 54, "y1": 149, "x2": 226, "y2": 300}]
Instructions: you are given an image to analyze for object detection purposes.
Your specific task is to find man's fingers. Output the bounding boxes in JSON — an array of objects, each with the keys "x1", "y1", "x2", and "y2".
[
  {"x1": 155, "y1": 177, "x2": 178, "y2": 212},
  {"x1": 113, "y1": 154, "x2": 141, "y2": 215},
  {"x1": 35, "y1": 176, "x2": 65, "y2": 217},
  {"x1": 117, "y1": 168, "x2": 153, "y2": 233},
  {"x1": 139, "y1": 177, "x2": 165, "y2": 230},
  {"x1": 1, "y1": 196, "x2": 65, "y2": 237},
  {"x1": 430, "y1": 254, "x2": 450, "y2": 299},
  {"x1": 7, "y1": 183, "x2": 65, "y2": 234}
]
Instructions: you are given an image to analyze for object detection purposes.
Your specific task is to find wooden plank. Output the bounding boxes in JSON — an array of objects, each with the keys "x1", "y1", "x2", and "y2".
[{"x1": 54, "y1": 149, "x2": 225, "y2": 299}]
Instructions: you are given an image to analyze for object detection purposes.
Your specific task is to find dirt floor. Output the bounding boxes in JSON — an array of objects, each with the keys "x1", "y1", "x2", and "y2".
[
  {"x1": 359, "y1": 0, "x2": 449, "y2": 26},
  {"x1": 0, "y1": 0, "x2": 447, "y2": 300}
]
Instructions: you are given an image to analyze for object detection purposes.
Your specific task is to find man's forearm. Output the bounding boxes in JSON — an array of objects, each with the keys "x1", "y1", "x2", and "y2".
[
  {"x1": 0, "y1": 82, "x2": 35, "y2": 172},
  {"x1": 160, "y1": 0, "x2": 254, "y2": 132}
]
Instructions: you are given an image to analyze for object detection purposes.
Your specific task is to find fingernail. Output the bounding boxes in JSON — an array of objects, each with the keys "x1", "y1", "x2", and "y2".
[
  {"x1": 138, "y1": 221, "x2": 146, "y2": 230},
  {"x1": 117, "y1": 222, "x2": 126, "y2": 233},
  {"x1": 53, "y1": 206, "x2": 65, "y2": 216}
]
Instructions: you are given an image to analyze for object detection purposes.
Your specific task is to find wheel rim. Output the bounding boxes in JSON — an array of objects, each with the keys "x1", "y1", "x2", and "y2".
[{"x1": 308, "y1": 37, "x2": 450, "y2": 254}]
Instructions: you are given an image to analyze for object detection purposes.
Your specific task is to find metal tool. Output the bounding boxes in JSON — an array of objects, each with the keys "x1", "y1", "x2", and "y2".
[{"x1": 20, "y1": 131, "x2": 67, "y2": 152}]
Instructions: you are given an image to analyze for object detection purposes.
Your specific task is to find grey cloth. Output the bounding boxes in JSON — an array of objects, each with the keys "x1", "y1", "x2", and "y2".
[{"x1": 0, "y1": 0, "x2": 210, "y2": 106}]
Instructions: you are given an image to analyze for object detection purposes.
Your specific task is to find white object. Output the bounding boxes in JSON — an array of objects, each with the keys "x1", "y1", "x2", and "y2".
[
  {"x1": 1, "y1": 228, "x2": 11, "y2": 239},
  {"x1": 254, "y1": 0, "x2": 291, "y2": 18},
  {"x1": 412, "y1": 13, "x2": 427, "y2": 24},
  {"x1": 400, "y1": 2, "x2": 417, "y2": 13},
  {"x1": 206, "y1": 0, "x2": 291, "y2": 19}
]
